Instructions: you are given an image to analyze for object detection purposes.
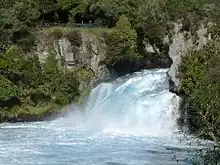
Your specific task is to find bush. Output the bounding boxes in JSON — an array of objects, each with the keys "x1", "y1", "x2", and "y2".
[
  {"x1": 179, "y1": 40, "x2": 220, "y2": 140},
  {"x1": 42, "y1": 53, "x2": 80, "y2": 105},
  {"x1": 0, "y1": 76, "x2": 18, "y2": 103},
  {"x1": 0, "y1": 46, "x2": 80, "y2": 120},
  {"x1": 106, "y1": 15, "x2": 142, "y2": 73}
]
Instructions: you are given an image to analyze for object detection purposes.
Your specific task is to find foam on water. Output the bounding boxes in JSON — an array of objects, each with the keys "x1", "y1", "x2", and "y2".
[
  {"x1": 0, "y1": 69, "x2": 205, "y2": 165},
  {"x1": 72, "y1": 69, "x2": 180, "y2": 136}
]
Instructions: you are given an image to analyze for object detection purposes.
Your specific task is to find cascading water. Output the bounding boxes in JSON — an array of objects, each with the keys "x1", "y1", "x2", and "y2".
[
  {"x1": 0, "y1": 69, "x2": 204, "y2": 165},
  {"x1": 77, "y1": 69, "x2": 180, "y2": 136}
]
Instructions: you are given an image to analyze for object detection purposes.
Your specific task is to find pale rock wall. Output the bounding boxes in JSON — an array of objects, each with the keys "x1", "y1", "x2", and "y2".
[
  {"x1": 168, "y1": 23, "x2": 210, "y2": 93},
  {"x1": 36, "y1": 31, "x2": 107, "y2": 78}
]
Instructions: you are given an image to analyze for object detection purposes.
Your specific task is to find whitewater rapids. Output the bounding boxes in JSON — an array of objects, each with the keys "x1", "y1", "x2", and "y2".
[{"x1": 0, "y1": 69, "x2": 204, "y2": 165}]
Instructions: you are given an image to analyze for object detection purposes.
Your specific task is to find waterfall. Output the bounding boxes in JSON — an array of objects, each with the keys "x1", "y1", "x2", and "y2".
[
  {"x1": 67, "y1": 69, "x2": 180, "y2": 136},
  {"x1": 1, "y1": 69, "x2": 206, "y2": 165}
]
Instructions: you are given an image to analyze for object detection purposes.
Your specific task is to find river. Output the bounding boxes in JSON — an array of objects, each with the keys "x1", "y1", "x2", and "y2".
[{"x1": 0, "y1": 69, "x2": 205, "y2": 165}]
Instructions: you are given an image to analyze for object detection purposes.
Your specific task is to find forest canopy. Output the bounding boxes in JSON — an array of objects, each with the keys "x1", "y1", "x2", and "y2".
[{"x1": 1, "y1": 0, "x2": 220, "y2": 51}]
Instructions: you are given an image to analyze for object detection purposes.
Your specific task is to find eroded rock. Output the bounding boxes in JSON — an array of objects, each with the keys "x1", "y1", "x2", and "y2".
[{"x1": 168, "y1": 23, "x2": 209, "y2": 93}]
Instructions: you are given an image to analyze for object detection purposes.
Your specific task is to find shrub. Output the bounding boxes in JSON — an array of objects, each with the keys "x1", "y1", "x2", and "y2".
[
  {"x1": 0, "y1": 46, "x2": 80, "y2": 119},
  {"x1": 179, "y1": 40, "x2": 220, "y2": 140},
  {"x1": 106, "y1": 15, "x2": 142, "y2": 73},
  {"x1": 0, "y1": 75, "x2": 18, "y2": 102}
]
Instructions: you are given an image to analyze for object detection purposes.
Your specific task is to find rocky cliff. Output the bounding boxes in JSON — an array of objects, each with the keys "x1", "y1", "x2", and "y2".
[
  {"x1": 34, "y1": 25, "x2": 211, "y2": 96},
  {"x1": 168, "y1": 23, "x2": 210, "y2": 93},
  {"x1": 35, "y1": 28, "x2": 109, "y2": 84}
]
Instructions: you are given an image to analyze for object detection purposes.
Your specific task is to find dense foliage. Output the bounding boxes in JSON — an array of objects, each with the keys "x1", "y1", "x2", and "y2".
[
  {"x1": 105, "y1": 15, "x2": 141, "y2": 74},
  {"x1": 179, "y1": 40, "x2": 220, "y2": 141},
  {"x1": 1, "y1": 0, "x2": 220, "y2": 53},
  {"x1": 0, "y1": 46, "x2": 80, "y2": 121}
]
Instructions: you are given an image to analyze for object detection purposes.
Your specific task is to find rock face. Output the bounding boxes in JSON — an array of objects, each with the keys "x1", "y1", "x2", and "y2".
[
  {"x1": 36, "y1": 31, "x2": 107, "y2": 79},
  {"x1": 168, "y1": 23, "x2": 209, "y2": 93},
  {"x1": 35, "y1": 24, "x2": 210, "y2": 94}
]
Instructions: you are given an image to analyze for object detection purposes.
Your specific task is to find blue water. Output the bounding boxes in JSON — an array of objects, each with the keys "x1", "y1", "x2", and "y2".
[{"x1": 0, "y1": 69, "x2": 204, "y2": 165}]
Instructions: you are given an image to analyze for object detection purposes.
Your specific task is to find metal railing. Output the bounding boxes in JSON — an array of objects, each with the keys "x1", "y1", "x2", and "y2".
[{"x1": 38, "y1": 22, "x2": 102, "y2": 29}]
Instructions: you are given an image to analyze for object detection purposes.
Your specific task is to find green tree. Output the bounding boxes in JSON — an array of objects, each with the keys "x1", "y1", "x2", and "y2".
[
  {"x1": 58, "y1": 0, "x2": 93, "y2": 19},
  {"x1": 106, "y1": 15, "x2": 141, "y2": 73},
  {"x1": 0, "y1": 0, "x2": 16, "y2": 9},
  {"x1": 0, "y1": 76, "x2": 18, "y2": 103},
  {"x1": 0, "y1": 0, "x2": 41, "y2": 46}
]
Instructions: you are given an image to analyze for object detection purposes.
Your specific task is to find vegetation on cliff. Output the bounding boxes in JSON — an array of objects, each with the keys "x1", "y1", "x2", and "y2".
[
  {"x1": 105, "y1": 15, "x2": 142, "y2": 74},
  {"x1": 1, "y1": 0, "x2": 219, "y2": 54},
  {"x1": 179, "y1": 40, "x2": 220, "y2": 140},
  {"x1": 179, "y1": 39, "x2": 220, "y2": 163},
  {"x1": 0, "y1": 46, "x2": 80, "y2": 122}
]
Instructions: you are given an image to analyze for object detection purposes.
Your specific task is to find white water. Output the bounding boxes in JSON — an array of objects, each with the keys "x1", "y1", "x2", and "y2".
[
  {"x1": 0, "y1": 69, "x2": 204, "y2": 165},
  {"x1": 80, "y1": 69, "x2": 180, "y2": 136}
]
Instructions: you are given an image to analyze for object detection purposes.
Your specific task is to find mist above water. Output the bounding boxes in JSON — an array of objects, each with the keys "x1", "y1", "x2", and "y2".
[
  {"x1": 65, "y1": 69, "x2": 180, "y2": 136},
  {"x1": 1, "y1": 69, "x2": 205, "y2": 165}
]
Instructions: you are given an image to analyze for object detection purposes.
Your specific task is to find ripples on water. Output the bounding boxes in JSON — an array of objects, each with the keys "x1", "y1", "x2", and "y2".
[{"x1": 0, "y1": 69, "x2": 208, "y2": 165}]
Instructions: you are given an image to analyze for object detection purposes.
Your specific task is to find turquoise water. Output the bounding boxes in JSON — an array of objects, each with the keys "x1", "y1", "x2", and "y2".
[{"x1": 0, "y1": 69, "x2": 203, "y2": 165}]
